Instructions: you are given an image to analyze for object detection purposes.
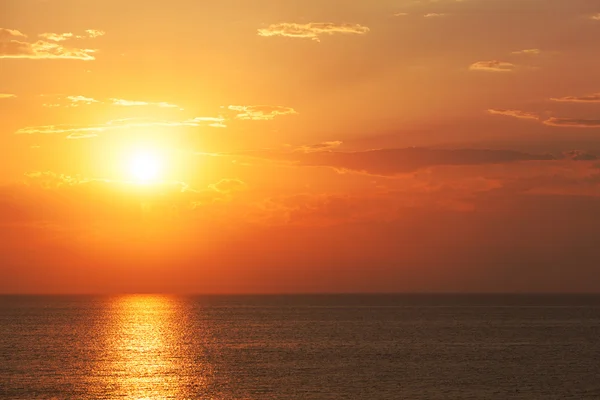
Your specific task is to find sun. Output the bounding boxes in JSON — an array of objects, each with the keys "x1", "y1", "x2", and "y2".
[{"x1": 128, "y1": 150, "x2": 163, "y2": 183}]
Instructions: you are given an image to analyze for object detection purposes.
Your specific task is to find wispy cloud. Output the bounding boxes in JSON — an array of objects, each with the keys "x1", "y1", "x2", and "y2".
[
  {"x1": 239, "y1": 147, "x2": 555, "y2": 176},
  {"x1": 469, "y1": 60, "x2": 517, "y2": 72},
  {"x1": 42, "y1": 95, "x2": 100, "y2": 107},
  {"x1": 228, "y1": 105, "x2": 298, "y2": 120},
  {"x1": 543, "y1": 118, "x2": 600, "y2": 128},
  {"x1": 295, "y1": 141, "x2": 343, "y2": 153},
  {"x1": 187, "y1": 117, "x2": 227, "y2": 128},
  {"x1": 110, "y1": 98, "x2": 179, "y2": 108},
  {"x1": 550, "y1": 93, "x2": 600, "y2": 103},
  {"x1": 68, "y1": 95, "x2": 99, "y2": 105},
  {"x1": 208, "y1": 178, "x2": 247, "y2": 194},
  {"x1": 488, "y1": 108, "x2": 600, "y2": 129},
  {"x1": 40, "y1": 95, "x2": 180, "y2": 109},
  {"x1": 487, "y1": 109, "x2": 540, "y2": 120},
  {"x1": 257, "y1": 22, "x2": 370, "y2": 42},
  {"x1": 0, "y1": 28, "x2": 26, "y2": 40},
  {"x1": 38, "y1": 32, "x2": 74, "y2": 42},
  {"x1": 511, "y1": 48, "x2": 542, "y2": 55},
  {"x1": 393, "y1": 12, "x2": 408, "y2": 17},
  {"x1": 38, "y1": 30, "x2": 105, "y2": 41},
  {"x1": 66, "y1": 132, "x2": 100, "y2": 140},
  {"x1": 0, "y1": 28, "x2": 99, "y2": 60},
  {"x1": 0, "y1": 93, "x2": 16, "y2": 99},
  {"x1": 15, "y1": 124, "x2": 104, "y2": 137},
  {"x1": 85, "y1": 29, "x2": 105, "y2": 38},
  {"x1": 15, "y1": 116, "x2": 225, "y2": 137},
  {"x1": 589, "y1": 13, "x2": 600, "y2": 21},
  {"x1": 563, "y1": 150, "x2": 598, "y2": 161},
  {"x1": 105, "y1": 117, "x2": 221, "y2": 129},
  {"x1": 424, "y1": 13, "x2": 445, "y2": 18}
]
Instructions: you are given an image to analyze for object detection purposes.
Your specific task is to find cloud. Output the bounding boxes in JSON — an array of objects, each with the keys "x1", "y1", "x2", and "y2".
[
  {"x1": 487, "y1": 109, "x2": 600, "y2": 128},
  {"x1": 5, "y1": 156, "x2": 600, "y2": 294},
  {"x1": 424, "y1": 13, "x2": 445, "y2": 17},
  {"x1": 257, "y1": 22, "x2": 370, "y2": 42},
  {"x1": 469, "y1": 60, "x2": 517, "y2": 72},
  {"x1": 15, "y1": 116, "x2": 225, "y2": 137},
  {"x1": 187, "y1": 116, "x2": 227, "y2": 128},
  {"x1": 42, "y1": 95, "x2": 99, "y2": 107},
  {"x1": 15, "y1": 124, "x2": 104, "y2": 137},
  {"x1": 0, "y1": 27, "x2": 103, "y2": 60},
  {"x1": 228, "y1": 105, "x2": 297, "y2": 120},
  {"x1": 550, "y1": 93, "x2": 600, "y2": 103},
  {"x1": 110, "y1": 99, "x2": 149, "y2": 106},
  {"x1": 38, "y1": 32, "x2": 74, "y2": 42},
  {"x1": 68, "y1": 95, "x2": 99, "y2": 105},
  {"x1": 563, "y1": 150, "x2": 598, "y2": 161},
  {"x1": 511, "y1": 48, "x2": 542, "y2": 55},
  {"x1": 589, "y1": 13, "x2": 600, "y2": 21},
  {"x1": 85, "y1": 29, "x2": 105, "y2": 38},
  {"x1": 40, "y1": 95, "x2": 179, "y2": 108},
  {"x1": 109, "y1": 98, "x2": 179, "y2": 108},
  {"x1": 23, "y1": 171, "x2": 85, "y2": 187},
  {"x1": 1, "y1": 36, "x2": 96, "y2": 61},
  {"x1": 0, "y1": 172, "x2": 208, "y2": 226},
  {"x1": 66, "y1": 132, "x2": 99, "y2": 140},
  {"x1": 0, "y1": 28, "x2": 26, "y2": 40},
  {"x1": 38, "y1": 30, "x2": 105, "y2": 41},
  {"x1": 394, "y1": 13, "x2": 408, "y2": 17},
  {"x1": 0, "y1": 93, "x2": 16, "y2": 99},
  {"x1": 105, "y1": 117, "x2": 217, "y2": 129},
  {"x1": 208, "y1": 178, "x2": 247, "y2": 194},
  {"x1": 487, "y1": 109, "x2": 540, "y2": 120},
  {"x1": 295, "y1": 141, "x2": 343, "y2": 153},
  {"x1": 241, "y1": 147, "x2": 556, "y2": 176},
  {"x1": 543, "y1": 118, "x2": 600, "y2": 128}
]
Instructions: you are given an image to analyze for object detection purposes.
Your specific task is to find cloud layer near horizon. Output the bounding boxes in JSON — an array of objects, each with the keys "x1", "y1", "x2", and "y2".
[
  {"x1": 236, "y1": 147, "x2": 557, "y2": 175},
  {"x1": 3, "y1": 152, "x2": 600, "y2": 293}
]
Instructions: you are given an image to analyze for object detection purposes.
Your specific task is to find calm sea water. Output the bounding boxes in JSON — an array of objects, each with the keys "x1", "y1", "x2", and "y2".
[{"x1": 1, "y1": 294, "x2": 599, "y2": 399}]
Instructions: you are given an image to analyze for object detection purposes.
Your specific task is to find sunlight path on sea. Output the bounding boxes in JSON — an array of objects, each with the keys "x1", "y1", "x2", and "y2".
[{"x1": 89, "y1": 295, "x2": 213, "y2": 399}]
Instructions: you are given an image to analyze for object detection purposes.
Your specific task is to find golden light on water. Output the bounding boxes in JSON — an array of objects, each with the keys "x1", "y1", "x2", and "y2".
[{"x1": 94, "y1": 295, "x2": 210, "y2": 399}]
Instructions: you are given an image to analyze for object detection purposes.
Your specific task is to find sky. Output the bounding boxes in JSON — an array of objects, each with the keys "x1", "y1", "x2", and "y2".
[{"x1": 1, "y1": 0, "x2": 600, "y2": 293}]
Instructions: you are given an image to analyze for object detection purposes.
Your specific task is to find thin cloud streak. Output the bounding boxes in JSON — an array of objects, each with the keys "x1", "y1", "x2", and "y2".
[
  {"x1": 15, "y1": 117, "x2": 226, "y2": 137},
  {"x1": 38, "y1": 30, "x2": 105, "y2": 41},
  {"x1": 469, "y1": 60, "x2": 517, "y2": 72},
  {"x1": 487, "y1": 109, "x2": 540, "y2": 120},
  {"x1": 512, "y1": 49, "x2": 542, "y2": 55},
  {"x1": 550, "y1": 93, "x2": 600, "y2": 103},
  {"x1": 228, "y1": 105, "x2": 298, "y2": 120},
  {"x1": 257, "y1": 22, "x2": 370, "y2": 42},
  {"x1": 237, "y1": 147, "x2": 556, "y2": 176},
  {"x1": 110, "y1": 98, "x2": 180, "y2": 108},
  {"x1": 543, "y1": 118, "x2": 600, "y2": 128},
  {"x1": 40, "y1": 95, "x2": 180, "y2": 108}
]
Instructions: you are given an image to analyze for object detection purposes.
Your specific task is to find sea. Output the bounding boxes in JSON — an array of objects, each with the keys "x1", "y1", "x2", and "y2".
[{"x1": 1, "y1": 294, "x2": 599, "y2": 399}]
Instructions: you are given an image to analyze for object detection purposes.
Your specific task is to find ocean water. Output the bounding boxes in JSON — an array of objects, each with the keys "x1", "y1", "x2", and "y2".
[{"x1": 1, "y1": 294, "x2": 599, "y2": 399}]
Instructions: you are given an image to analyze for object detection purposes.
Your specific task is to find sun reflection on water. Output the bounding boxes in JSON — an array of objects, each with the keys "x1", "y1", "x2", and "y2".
[{"x1": 93, "y1": 295, "x2": 210, "y2": 399}]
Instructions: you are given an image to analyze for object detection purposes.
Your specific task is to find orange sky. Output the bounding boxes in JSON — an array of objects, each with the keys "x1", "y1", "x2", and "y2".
[{"x1": 1, "y1": 0, "x2": 600, "y2": 293}]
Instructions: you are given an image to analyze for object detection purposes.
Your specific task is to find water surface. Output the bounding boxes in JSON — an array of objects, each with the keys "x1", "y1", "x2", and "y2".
[{"x1": 1, "y1": 294, "x2": 599, "y2": 399}]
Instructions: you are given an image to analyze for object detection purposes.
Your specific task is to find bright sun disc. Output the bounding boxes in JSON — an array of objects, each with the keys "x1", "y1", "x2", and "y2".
[{"x1": 129, "y1": 150, "x2": 162, "y2": 182}]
